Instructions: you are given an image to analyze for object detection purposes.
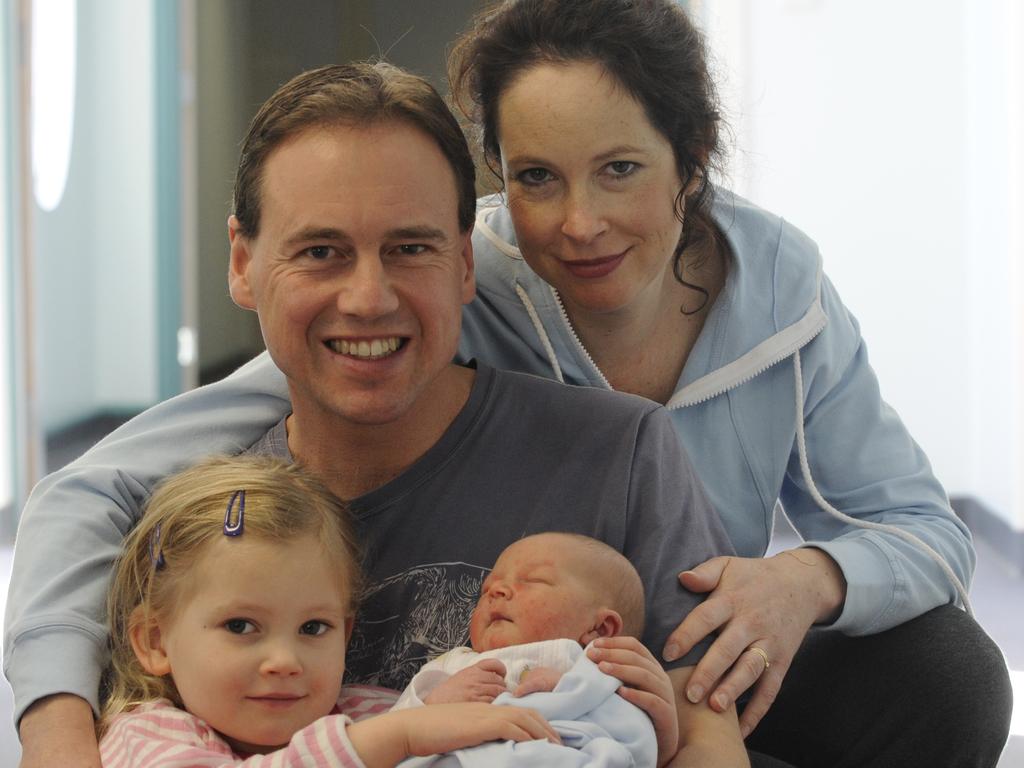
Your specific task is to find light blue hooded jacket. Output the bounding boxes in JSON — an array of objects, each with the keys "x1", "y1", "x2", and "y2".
[
  {"x1": 461, "y1": 191, "x2": 972, "y2": 631},
  {"x1": 2, "y1": 190, "x2": 972, "y2": 724}
]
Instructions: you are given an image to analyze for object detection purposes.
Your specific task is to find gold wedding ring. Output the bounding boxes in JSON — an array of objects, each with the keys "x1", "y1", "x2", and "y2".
[{"x1": 749, "y1": 646, "x2": 770, "y2": 672}]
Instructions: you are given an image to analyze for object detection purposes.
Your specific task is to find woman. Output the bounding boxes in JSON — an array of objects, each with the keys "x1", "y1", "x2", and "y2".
[
  {"x1": 446, "y1": 2, "x2": 1008, "y2": 765},
  {"x1": 9, "y1": 1, "x2": 1011, "y2": 766}
]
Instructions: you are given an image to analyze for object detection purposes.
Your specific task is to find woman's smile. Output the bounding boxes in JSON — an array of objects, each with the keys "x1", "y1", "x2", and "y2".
[{"x1": 557, "y1": 250, "x2": 629, "y2": 280}]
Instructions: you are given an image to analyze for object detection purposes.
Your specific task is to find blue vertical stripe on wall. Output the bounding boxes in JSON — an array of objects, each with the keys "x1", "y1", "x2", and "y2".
[{"x1": 155, "y1": 1, "x2": 182, "y2": 401}]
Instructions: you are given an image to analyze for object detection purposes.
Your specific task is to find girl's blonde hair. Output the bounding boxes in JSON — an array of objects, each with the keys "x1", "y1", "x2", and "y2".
[{"x1": 98, "y1": 455, "x2": 362, "y2": 736}]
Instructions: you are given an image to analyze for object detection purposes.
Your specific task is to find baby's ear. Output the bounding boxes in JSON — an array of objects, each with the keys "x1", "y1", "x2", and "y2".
[
  {"x1": 579, "y1": 608, "x2": 624, "y2": 645},
  {"x1": 128, "y1": 607, "x2": 173, "y2": 677}
]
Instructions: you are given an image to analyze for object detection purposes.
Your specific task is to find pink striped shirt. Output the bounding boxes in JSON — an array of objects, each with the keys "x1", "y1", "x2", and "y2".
[{"x1": 100, "y1": 685, "x2": 399, "y2": 767}]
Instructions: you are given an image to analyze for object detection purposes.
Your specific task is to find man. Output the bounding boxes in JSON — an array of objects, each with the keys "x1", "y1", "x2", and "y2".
[{"x1": 7, "y1": 63, "x2": 744, "y2": 767}]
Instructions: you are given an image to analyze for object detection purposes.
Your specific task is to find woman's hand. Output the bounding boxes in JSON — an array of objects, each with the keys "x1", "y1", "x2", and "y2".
[
  {"x1": 424, "y1": 658, "x2": 508, "y2": 704},
  {"x1": 588, "y1": 636, "x2": 679, "y2": 767},
  {"x1": 663, "y1": 549, "x2": 846, "y2": 738},
  {"x1": 349, "y1": 702, "x2": 560, "y2": 767}
]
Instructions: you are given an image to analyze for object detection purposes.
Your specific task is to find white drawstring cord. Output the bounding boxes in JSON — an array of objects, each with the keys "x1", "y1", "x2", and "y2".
[
  {"x1": 791, "y1": 350, "x2": 973, "y2": 614},
  {"x1": 514, "y1": 284, "x2": 565, "y2": 384},
  {"x1": 510, "y1": 271, "x2": 970, "y2": 614}
]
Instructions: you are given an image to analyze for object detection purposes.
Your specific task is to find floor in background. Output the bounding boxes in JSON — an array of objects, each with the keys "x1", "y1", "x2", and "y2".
[
  {"x1": 768, "y1": 524, "x2": 1023, "y2": 767},
  {"x1": 0, "y1": 534, "x2": 1021, "y2": 766},
  {"x1": 972, "y1": 535, "x2": 1024, "y2": 767}
]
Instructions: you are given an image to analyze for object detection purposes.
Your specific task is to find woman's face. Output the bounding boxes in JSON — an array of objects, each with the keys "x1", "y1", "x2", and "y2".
[{"x1": 497, "y1": 61, "x2": 685, "y2": 318}]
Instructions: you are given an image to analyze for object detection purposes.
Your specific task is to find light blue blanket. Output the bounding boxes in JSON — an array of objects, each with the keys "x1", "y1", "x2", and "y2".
[{"x1": 399, "y1": 645, "x2": 657, "y2": 768}]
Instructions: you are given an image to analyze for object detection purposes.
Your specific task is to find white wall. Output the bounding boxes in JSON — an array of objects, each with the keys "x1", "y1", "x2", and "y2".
[
  {"x1": 0, "y1": 0, "x2": 12, "y2": 512},
  {"x1": 697, "y1": 0, "x2": 1024, "y2": 529},
  {"x1": 90, "y1": 1, "x2": 158, "y2": 410},
  {"x1": 33, "y1": 0, "x2": 158, "y2": 431},
  {"x1": 963, "y1": 1, "x2": 1023, "y2": 529}
]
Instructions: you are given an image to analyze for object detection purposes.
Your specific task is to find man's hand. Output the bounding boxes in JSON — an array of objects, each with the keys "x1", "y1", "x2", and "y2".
[
  {"x1": 663, "y1": 549, "x2": 846, "y2": 737},
  {"x1": 587, "y1": 637, "x2": 678, "y2": 767},
  {"x1": 424, "y1": 658, "x2": 508, "y2": 704},
  {"x1": 18, "y1": 694, "x2": 100, "y2": 768}
]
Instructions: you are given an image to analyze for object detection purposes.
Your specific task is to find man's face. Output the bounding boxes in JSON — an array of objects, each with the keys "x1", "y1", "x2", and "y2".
[{"x1": 228, "y1": 122, "x2": 475, "y2": 429}]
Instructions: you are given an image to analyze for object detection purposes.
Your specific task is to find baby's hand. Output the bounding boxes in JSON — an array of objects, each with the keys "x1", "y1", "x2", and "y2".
[
  {"x1": 424, "y1": 658, "x2": 508, "y2": 704},
  {"x1": 588, "y1": 637, "x2": 679, "y2": 767},
  {"x1": 512, "y1": 666, "x2": 563, "y2": 697}
]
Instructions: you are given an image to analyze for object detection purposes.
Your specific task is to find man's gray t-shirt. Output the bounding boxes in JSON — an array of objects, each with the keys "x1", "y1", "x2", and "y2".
[{"x1": 250, "y1": 363, "x2": 732, "y2": 690}]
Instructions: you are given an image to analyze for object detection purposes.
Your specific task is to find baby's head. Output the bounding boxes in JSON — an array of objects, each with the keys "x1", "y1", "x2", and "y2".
[
  {"x1": 470, "y1": 532, "x2": 644, "y2": 652},
  {"x1": 102, "y1": 455, "x2": 362, "y2": 753}
]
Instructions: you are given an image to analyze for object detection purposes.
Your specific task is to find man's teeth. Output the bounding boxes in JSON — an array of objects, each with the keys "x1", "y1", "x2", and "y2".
[{"x1": 329, "y1": 338, "x2": 402, "y2": 359}]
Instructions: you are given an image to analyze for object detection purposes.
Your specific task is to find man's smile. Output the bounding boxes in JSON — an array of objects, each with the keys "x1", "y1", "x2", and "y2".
[{"x1": 325, "y1": 337, "x2": 405, "y2": 359}]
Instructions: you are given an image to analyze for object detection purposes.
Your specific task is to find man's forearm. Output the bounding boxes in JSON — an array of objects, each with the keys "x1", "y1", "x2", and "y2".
[{"x1": 18, "y1": 694, "x2": 100, "y2": 768}]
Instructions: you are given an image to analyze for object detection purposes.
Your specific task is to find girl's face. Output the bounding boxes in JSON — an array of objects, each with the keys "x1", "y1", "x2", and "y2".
[
  {"x1": 134, "y1": 533, "x2": 352, "y2": 755},
  {"x1": 497, "y1": 61, "x2": 685, "y2": 320}
]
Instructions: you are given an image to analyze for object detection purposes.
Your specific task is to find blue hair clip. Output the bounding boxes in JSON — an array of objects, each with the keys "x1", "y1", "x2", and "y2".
[
  {"x1": 150, "y1": 523, "x2": 165, "y2": 571},
  {"x1": 224, "y1": 490, "x2": 246, "y2": 536}
]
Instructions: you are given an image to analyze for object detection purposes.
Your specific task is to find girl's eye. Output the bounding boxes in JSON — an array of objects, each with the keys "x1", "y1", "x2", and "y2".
[
  {"x1": 605, "y1": 161, "x2": 638, "y2": 177},
  {"x1": 300, "y1": 620, "x2": 329, "y2": 636},
  {"x1": 517, "y1": 167, "x2": 554, "y2": 186},
  {"x1": 225, "y1": 618, "x2": 256, "y2": 635}
]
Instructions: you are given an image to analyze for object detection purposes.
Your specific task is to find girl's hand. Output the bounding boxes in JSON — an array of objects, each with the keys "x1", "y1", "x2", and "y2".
[
  {"x1": 402, "y1": 703, "x2": 560, "y2": 755},
  {"x1": 588, "y1": 636, "x2": 679, "y2": 767},
  {"x1": 350, "y1": 702, "x2": 560, "y2": 767},
  {"x1": 663, "y1": 549, "x2": 846, "y2": 738},
  {"x1": 424, "y1": 658, "x2": 508, "y2": 704}
]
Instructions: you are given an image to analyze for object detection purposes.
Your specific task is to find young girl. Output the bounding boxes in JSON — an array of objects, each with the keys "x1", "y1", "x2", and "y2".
[{"x1": 98, "y1": 455, "x2": 558, "y2": 767}]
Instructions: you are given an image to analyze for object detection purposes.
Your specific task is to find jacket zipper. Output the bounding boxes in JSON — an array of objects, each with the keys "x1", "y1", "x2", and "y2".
[{"x1": 551, "y1": 285, "x2": 828, "y2": 409}]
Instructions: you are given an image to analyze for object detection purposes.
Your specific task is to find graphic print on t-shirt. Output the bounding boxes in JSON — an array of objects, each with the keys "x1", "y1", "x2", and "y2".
[{"x1": 345, "y1": 561, "x2": 489, "y2": 690}]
